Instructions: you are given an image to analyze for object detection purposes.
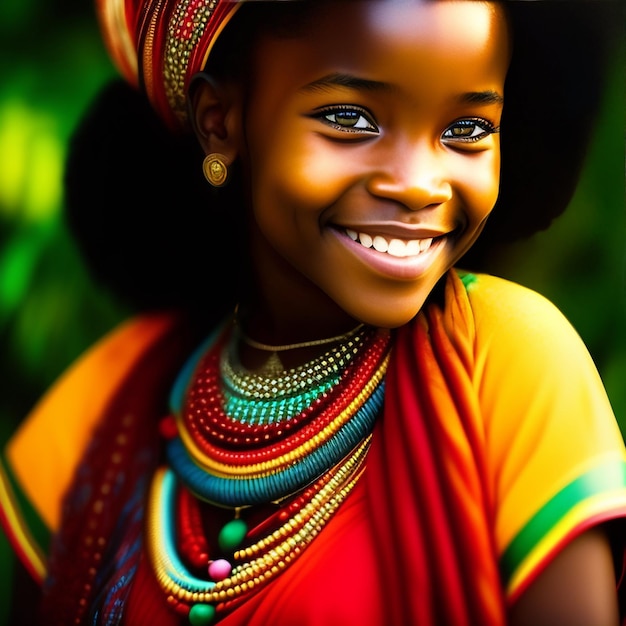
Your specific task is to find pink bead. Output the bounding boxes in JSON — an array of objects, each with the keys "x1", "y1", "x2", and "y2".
[{"x1": 208, "y1": 559, "x2": 232, "y2": 581}]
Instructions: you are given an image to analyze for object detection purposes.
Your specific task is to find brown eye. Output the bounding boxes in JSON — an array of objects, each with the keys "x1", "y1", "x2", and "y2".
[
  {"x1": 452, "y1": 126, "x2": 476, "y2": 137},
  {"x1": 314, "y1": 106, "x2": 378, "y2": 133},
  {"x1": 442, "y1": 118, "x2": 498, "y2": 144},
  {"x1": 334, "y1": 111, "x2": 360, "y2": 127}
]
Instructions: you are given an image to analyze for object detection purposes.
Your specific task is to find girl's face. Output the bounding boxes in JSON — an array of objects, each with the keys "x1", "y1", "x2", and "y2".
[{"x1": 239, "y1": 0, "x2": 510, "y2": 329}]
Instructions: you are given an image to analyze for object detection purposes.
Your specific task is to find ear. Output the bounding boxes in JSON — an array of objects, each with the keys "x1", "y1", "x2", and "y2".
[{"x1": 188, "y1": 73, "x2": 242, "y2": 163}]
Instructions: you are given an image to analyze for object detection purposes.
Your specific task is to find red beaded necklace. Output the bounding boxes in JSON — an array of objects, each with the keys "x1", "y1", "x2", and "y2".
[{"x1": 145, "y1": 322, "x2": 392, "y2": 623}]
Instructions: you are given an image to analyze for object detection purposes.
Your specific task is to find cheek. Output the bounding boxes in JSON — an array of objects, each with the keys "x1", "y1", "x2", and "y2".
[
  {"x1": 250, "y1": 133, "x2": 359, "y2": 218},
  {"x1": 457, "y1": 149, "x2": 501, "y2": 224}
]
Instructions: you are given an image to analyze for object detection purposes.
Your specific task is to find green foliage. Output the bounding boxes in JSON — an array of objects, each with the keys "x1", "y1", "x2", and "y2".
[
  {"x1": 0, "y1": 9, "x2": 126, "y2": 431},
  {"x1": 0, "y1": 3, "x2": 623, "y2": 434}
]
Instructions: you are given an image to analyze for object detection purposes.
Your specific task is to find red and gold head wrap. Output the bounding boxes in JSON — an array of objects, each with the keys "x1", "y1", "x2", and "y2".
[{"x1": 95, "y1": 0, "x2": 244, "y2": 130}]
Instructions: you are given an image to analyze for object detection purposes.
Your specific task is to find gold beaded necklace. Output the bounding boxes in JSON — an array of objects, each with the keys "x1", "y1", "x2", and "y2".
[
  {"x1": 146, "y1": 436, "x2": 371, "y2": 622},
  {"x1": 167, "y1": 324, "x2": 390, "y2": 507},
  {"x1": 233, "y1": 305, "x2": 365, "y2": 375},
  {"x1": 149, "y1": 320, "x2": 392, "y2": 624}
]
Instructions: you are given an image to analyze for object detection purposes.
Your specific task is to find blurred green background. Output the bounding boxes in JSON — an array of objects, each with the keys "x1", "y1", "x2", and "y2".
[
  {"x1": 0, "y1": 0, "x2": 623, "y2": 623},
  {"x1": 0, "y1": 1, "x2": 126, "y2": 444},
  {"x1": 0, "y1": 2, "x2": 624, "y2": 433}
]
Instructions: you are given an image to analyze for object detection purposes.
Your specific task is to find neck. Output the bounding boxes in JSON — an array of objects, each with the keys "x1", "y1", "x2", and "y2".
[
  {"x1": 242, "y1": 227, "x2": 359, "y2": 346},
  {"x1": 234, "y1": 312, "x2": 367, "y2": 373}
]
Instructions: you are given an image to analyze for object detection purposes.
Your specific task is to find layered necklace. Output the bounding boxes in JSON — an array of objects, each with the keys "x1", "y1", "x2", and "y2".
[{"x1": 146, "y1": 319, "x2": 392, "y2": 624}]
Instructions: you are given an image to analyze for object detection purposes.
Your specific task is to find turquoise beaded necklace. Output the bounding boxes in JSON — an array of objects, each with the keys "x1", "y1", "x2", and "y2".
[
  {"x1": 166, "y1": 379, "x2": 384, "y2": 506},
  {"x1": 148, "y1": 320, "x2": 392, "y2": 624},
  {"x1": 167, "y1": 323, "x2": 390, "y2": 508},
  {"x1": 218, "y1": 325, "x2": 367, "y2": 423},
  {"x1": 147, "y1": 435, "x2": 371, "y2": 624}
]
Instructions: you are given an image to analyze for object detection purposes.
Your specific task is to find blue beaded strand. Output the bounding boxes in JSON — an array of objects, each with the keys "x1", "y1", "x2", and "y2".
[{"x1": 167, "y1": 381, "x2": 385, "y2": 506}]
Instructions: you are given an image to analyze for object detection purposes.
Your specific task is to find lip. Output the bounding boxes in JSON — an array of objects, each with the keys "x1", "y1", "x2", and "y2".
[
  {"x1": 330, "y1": 227, "x2": 448, "y2": 280},
  {"x1": 340, "y1": 221, "x2": 449, "y2": 240}
]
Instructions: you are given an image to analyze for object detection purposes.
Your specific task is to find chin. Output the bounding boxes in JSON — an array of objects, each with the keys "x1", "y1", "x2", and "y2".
[
  {"x1": 342, "y1": 293, "x2": 432, "y2": 330},
  {"x1": 367, "y1": 313, "x2": 421, "y2": 330}
]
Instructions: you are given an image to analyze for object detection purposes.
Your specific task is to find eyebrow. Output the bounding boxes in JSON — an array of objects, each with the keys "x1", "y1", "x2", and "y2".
[
  {"x1": 301, "y1": 73, "x2": 504, "y2": 105},
  {"x1": 459, "y1": 90, "x2": 504, "y2": 105},
  {"x1": 301, "y1": 73, "x2": 392, "y2": 94}
]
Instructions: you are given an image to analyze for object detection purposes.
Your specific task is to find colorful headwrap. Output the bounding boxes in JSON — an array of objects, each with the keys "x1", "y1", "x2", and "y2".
[{"x1": 95, "y1": 0, "x2": 244, "y2": 130}]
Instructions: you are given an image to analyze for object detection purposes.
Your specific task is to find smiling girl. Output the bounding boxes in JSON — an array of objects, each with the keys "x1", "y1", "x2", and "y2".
[{"x1": 1, "y1": 1, "x2": 625, "y2": 625}]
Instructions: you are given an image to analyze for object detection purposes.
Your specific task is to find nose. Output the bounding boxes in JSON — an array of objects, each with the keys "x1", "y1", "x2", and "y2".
[{"x1": 366, "y1": 141, "x2": 452, "y2": 210}]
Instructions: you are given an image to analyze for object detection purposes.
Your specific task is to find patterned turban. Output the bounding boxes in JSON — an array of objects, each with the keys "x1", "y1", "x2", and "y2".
[{"x1": 95, "y1": 0, "x2": 244, "y2": 130}]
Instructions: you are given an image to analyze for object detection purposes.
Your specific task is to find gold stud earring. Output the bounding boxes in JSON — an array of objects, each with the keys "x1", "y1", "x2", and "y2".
[{"x1": 202, "y1": 153, "x2": 229, "y2": 187}]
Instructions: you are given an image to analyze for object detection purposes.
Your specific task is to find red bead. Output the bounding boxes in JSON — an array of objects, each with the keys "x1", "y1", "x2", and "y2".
[
  {"x1": 158, "y1": 415, "x2": 178, "y2": 440},
  {"x1": 177, "y1": 327, "x2": 391, "y2": 473}
]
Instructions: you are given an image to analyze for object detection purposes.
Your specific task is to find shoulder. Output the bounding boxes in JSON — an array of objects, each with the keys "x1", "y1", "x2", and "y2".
[
  {"x1": 461, "y1": 276, "x2": 626, "y2": 602},
  {"x1": 460, "y1": 270, "x2": 576, "y2": 338},
  {"x1": 445, "y1": 272, "x2": 624, "y2": 508},
  {"x1": 454, "y1": 271, "x2": 598, "y2": 373},
  {"x1": 453, "y1": 270, "x2": 613, "y2": 406},
  {"x1": 4, "y1": 311, "x2": 183, "y2": 532},
  {"x1": 409, "y1": 270, "x2": 599, "y2": 387}
]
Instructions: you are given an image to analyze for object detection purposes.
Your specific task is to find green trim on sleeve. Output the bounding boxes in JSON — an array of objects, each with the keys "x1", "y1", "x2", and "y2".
[
  {"x1": 500, "y1": 458, "x2": 626, "y2": 585},
  {"x1": 457, "y1": 270, "x2": 478, "y2": 291}
]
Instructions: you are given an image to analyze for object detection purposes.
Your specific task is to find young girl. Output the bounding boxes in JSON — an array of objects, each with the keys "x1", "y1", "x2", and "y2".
[{"x1": 2, "y1": 1, "x2": 625, "y2": 624}]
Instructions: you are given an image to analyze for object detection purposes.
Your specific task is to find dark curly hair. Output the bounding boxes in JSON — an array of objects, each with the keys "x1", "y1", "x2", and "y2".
[{"x1": 64, "y1": 0, "x2": 622, "y2": 317}]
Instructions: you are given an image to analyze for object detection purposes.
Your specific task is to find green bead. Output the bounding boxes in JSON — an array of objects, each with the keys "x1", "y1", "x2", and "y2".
[
  {"x1": 218, "y1": 518, "x2": 248, "y2": 551},
  {"x1": 189, "y1": 603, "x2": 215, "y2": 626}
]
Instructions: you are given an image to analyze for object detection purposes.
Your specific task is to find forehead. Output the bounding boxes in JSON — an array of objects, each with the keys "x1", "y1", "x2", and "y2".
[
  {"x1": 249, "y1": 0, "x2": 510, "y2": 98},
  {"x1": 302, "y1": 0, "x2": 504, "y2": 53}
]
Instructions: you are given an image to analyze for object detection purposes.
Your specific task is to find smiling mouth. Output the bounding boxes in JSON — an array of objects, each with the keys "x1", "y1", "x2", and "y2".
[{"x1": 345, "y1": 228, "x2": 438, "y2": 258}]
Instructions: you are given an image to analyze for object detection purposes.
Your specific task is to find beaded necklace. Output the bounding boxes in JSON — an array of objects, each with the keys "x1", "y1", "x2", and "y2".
[
  {"x1": 233, "y1": 304, "x2": 365, "y2": 375},
  {"x1": 147, "y1": 322, "x2": 392, "y2": 624}
]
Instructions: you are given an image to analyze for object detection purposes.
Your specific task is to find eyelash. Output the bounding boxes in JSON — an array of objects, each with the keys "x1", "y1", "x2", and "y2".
[
  {"x1": 312, "y1": 107, "x2": 499, "y2": 144},
  {"x1": 441, "y1": 118, "x2": 499, "y2": 143},
  {"x1": 312, "y1": 105, "x2": 378, "y2": 134}
]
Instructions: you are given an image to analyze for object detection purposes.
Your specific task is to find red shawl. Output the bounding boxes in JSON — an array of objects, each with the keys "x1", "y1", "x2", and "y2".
[
  {"x1": 366, "y1": 273, "x2": 505, "y2": 624},
  {"x1": 38, "y1": 273, "x2": 506, "y2": 624}
]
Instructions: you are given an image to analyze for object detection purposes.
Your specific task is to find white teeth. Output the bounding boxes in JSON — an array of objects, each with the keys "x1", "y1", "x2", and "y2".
[
  {"x1": 373, "y1": 236, "x2": 388, "y2": 252},
  {"x1": 388, "y1": 239, "x2": 407, "y2": 257},
  {"x1": 406, "y1": 240, "x2": 421, "y2": 256},
  {"x1": 359, "y1": 232, "x2": 373, "y2": 248},
  {"x1": 419, "y1": 238, "x2": 433, "y2": 252},
  {"x1": 346, "y1": 229, "x2": 437, "y2": 257}
]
